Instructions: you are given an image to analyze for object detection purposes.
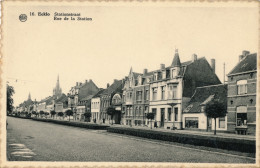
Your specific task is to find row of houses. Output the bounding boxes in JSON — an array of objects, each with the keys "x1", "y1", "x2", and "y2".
[{"x1": 15, "y1": 50, "x2": 257, "y2": 135}]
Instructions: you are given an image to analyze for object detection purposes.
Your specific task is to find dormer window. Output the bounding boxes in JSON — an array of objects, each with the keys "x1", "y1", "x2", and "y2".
[
  {"x1": 162, "y1": 71, "x2": 166, "y2": 79},
  {"x1": 172, "y1": 69, "x2": 176, "y2": 78},
  {"x1": 154, "y1": 73, "x2": 157, "y2": 81}
]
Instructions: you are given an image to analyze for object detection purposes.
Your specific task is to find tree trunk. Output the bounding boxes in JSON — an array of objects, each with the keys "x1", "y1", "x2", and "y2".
[{"x1": 214, "y1": 118, "x2": 216, "y2": 135}]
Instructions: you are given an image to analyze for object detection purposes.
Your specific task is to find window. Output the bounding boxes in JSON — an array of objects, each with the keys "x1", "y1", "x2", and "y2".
[
  {"x1": 236, "y1": 106, "x2": 247, "y2": 126},
  {"x1": 139, "y1": 107, "x2": 142, "y2": 116},
  {"x1": 130, "y1": 92, "x2": 132, "y2": 99},
  {"x1": 145, "y1": 106, "x2": 149, "y2": 113},
  {"x1": 136, "y1": 91, "x2": 142, "y2": 102},
  {"x1": 130, "y1": 107, "x2": 133, "y2": 116},
  {"x1": 219, "y1": 117, "x2": 225, "y2": 128},
  {"x1": 158, "y1": 72, "x2": 162, "y2": 80},
  {"x1": 152, "y1": 88, "x2": 157, "y2": 101},
  {"x1": 162, "y1": 71, "x2": 166, "y2": 79},
  {"x1": 174, "y1": 108, "x2": 178, "y2": 121},
  {"x1": 185, "y1": 117, "x2": 198, "y2": 128},
  {"x1": 145, "y1": 90, "x2": 149, "y2": 101},
  {"x1": 172, "y1": 69, "x2": 175, "y2": 78},
  {"x1": 135, "y1": 107, "x2": 138, "y2": 116},
  {"x1": 237, "y1": 80, "x2": 247, "y2": 95},
  {"x1": 168, "y1": 108, "x2": 172, "y2": 121},
  {"x1": 168, "y1": 84, "x2": 177, "y2": 99},
  {"x1": 154, "y1": 73, "x2": 157, "y2": 81},
  {"x1": 152, "y1": 108, "x2": 157, "y2": 119},
  {"x1": 161, "y1": 86, "x2": 165, "y2": 100}
]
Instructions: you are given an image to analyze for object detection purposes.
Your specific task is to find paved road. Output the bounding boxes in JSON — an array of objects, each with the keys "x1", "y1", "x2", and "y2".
[{"x1": 6, "y1": 117, "x2": 255, "y2": 163}]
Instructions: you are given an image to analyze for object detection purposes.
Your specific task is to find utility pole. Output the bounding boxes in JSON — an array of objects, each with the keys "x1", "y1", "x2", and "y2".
[{"x1": 223, "y1": 63, "x2": 226, "y2": 84}]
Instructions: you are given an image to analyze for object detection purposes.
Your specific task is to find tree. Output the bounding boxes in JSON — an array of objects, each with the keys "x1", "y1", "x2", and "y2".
[
  {"x1": 50, "y1": 110, "x2": 56, "y2": 119},
  {"x1": 146, "y1": 113, "x2": 155, "y2": 129},
  {"x1": 57, "y1": 112, "x2": 64, "y2": 120},
  {"x1": 65, "y1": 109, "x2": 73, "y2": 121},
  {"x1": 7, "y1": 84, "x2": 15, "y2": 115},
  {"x1": 84, "y1": 112, "x2": 92, "y2": 122},
  {"x1": 205, "y1": 100, "x2": 227, "y2": 135},
  {"x1": 106, "y1": 107, "x2": 117, "y2": 125},
  {"x1": 39, "y1": 111, "x2": 45, "y2": 118},
  {"x1": 32, "y1": 111, "x2": 36, "y2": 117},
  {"x1": 45, "y1": 112, "x2": 50, "y2": 118}
]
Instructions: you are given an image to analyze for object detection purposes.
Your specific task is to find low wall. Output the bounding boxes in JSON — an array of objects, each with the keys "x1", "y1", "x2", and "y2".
[
  {"x1": 107, "y1": 127, "x2": 255, "y2": 153},
  {"x1": 32, "y1": 118, "x2": 110, "y2": 130}
]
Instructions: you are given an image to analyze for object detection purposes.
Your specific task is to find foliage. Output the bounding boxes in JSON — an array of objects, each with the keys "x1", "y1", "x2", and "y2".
[
  {"x1": 205, "y1": 100, "x2": 227, "y2": 135},
  {"x1": 106, "y1": 106, "x2": 119, "y2": 125},
  {"x1": 50, "y1": 110, "x2": 56, "y2": 118},
  {"x1": 84, "y1": 112, "x2": 91, "y2": 122},
  {"x1": 146, "y1": 113, "x2": 155, "y2": 129},
  {"x1": 146, "y1": 113, "x2": 155, "y2": 120},
  {"x1": 57, "y1": 112, "x2": 64, "y2": 117},
  {"x1": 39, "y1": 111, "x2": 45, "y2": 115},
  {"x1": 65, "y1": 109, "x2": 73, "y2": 121},
  {"x1": 7, "y1": 84, "x2": 15, "y2": 114}
]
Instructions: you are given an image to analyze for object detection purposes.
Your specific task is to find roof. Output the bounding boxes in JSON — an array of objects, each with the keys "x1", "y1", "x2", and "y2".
[
  {"x1": 92, "y1": 89, "x2": 105, "y2": 98},
  {"x1": 171, "y1": 51, "x2": 181, "y2": 67},
  {"x1": 101, "y1": 79, "x2": 124, "y2": 95},
  {"x1": 55, "y1": 94, "x2": 67, "y2": 104},
  {"x1": 80, "y1": 95, "x2": 94, "y2": 101},
  {"x1": 182, "y1": 57, "x2": 221, "y2": 97},
  {"x1": 228, "y1": 53, "x2": 257, "y2": 75},
  {"x1": 183, "y1": 84, "x2": 227, "y2": 113}
]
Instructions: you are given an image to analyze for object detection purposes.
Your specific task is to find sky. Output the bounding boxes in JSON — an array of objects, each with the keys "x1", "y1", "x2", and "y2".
[{"x1": 3, "y1": 1, "x2": 259, "y2": 106}]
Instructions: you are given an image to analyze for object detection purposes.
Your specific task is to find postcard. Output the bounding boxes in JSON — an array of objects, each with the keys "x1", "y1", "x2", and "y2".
[{"x1": 1, "y1": 0, "x2": 259, "y2": 167}]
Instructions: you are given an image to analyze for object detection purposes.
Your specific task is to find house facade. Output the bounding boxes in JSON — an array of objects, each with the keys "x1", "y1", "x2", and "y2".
[
  {"x1": 227, "y1": 51, "x2": 257, "y2": 135},
  {"x1": 91, "y1": 89, "x2": 105, "y2": 123},
  {"x1": 122, "y1": 68, "x2": 150, "y2": 126},
  {"x1": 148, "y1": 50, "x2": 221, "y2": 129},
  {"x1": 182, "y1": 84, "x2": 227, "y2": 131},
  {"x1": 100, "y1": 79, "x2": 125, "y2": 124},
  {"x1": 68, "y1": 79, "x2": 99, "y2": 120}
]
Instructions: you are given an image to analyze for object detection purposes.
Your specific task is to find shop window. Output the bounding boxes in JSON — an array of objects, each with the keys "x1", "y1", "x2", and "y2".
[
  {"x1": 219, "y1": 117, "x2": 225, "y2": 128},
  {"x1": 236, "y1": 106, "x2": 247, "y2": 126},
  {"x1": 185, "y1": 117, "x2": 198, "y2": 128}
]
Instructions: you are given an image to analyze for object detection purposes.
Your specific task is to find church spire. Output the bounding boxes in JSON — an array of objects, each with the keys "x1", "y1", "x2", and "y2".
[
  {"x1": 53, "y1": 74, "x2": 62, "y2": 99},
  {"x1": 28, "y1": 92, "x2": 31, "y2": 100}
]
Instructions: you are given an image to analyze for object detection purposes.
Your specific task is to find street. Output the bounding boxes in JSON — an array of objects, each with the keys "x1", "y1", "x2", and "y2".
[{"x1": 6, "y1": 117, "x2": 255, "y2": 163}]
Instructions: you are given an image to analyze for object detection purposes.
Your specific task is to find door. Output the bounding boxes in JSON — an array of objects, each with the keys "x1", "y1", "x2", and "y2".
[{"x1": 160, "y1": 108, "x2": 165, "y2": 127}]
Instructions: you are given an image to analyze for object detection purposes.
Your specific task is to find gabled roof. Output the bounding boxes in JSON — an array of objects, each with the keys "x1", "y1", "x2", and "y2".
[
  {"x1": 55, "y1": 93, "x2": 67, "y2": 104},
  {"x1": 228, "y1": 53, "x2": 257, "y2": 75},
  {"x1": 101, "y1": 79, "x2": 124, "y2": 95},
  {"x1": 92, "y1": 89, "x2": 105, "y2": 98},
  {"x1": 183, "y1": 84, "x2": 227, "y2": 113}
]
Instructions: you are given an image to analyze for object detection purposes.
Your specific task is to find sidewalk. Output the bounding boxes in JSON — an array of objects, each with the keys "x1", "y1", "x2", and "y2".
[{"x1": 110, "y1": 124, "x2": 255, "y2": 141}]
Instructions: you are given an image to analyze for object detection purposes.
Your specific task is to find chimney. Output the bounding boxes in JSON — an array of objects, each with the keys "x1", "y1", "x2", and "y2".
[
  {"x1": 239, "y1": 50, "x2": 250, "y2": 62},
  {"x1": 107, "y1": 83, "x2": 110, "y2": 88},
  {"x1": 210, "y1": 59, "x2": 215, "y2": 73},
  {"x1": 143, "y1": 69, "x2": 148, "y2": 75},
  {"x1": 114, "y1": 79, "x2": 118, "y2": 83},
  {"x1": 79, "y1": 82, "x2": 82, "y2": 86},
  {"x1": 76, "y1": 82, "x2": 79, "y2": 86},
  {"x1": 242, "y1": 50, "x2": 250, "y2": 56},
  {"x1": 160, "y1": 64, "x2": 165, "y2": 69},
  {"x1": 192, "y1": 54, "x2": 197, "y2": 62},
  {"x1": 85, "y1": 80, "x2": 88, "y2": 83}
]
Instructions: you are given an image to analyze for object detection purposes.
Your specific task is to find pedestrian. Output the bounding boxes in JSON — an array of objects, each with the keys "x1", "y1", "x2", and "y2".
[
  {"x1": 94, "y1": 118, "x2": 96, "y2": 123},
  {"x1": 154, "y1": 120, "x2": 157, "y2": 128}
]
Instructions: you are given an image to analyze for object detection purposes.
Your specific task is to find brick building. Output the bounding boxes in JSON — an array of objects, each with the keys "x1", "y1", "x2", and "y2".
[{"x1": 227, "y1": 51, "x2": 257, "y2": 135}]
